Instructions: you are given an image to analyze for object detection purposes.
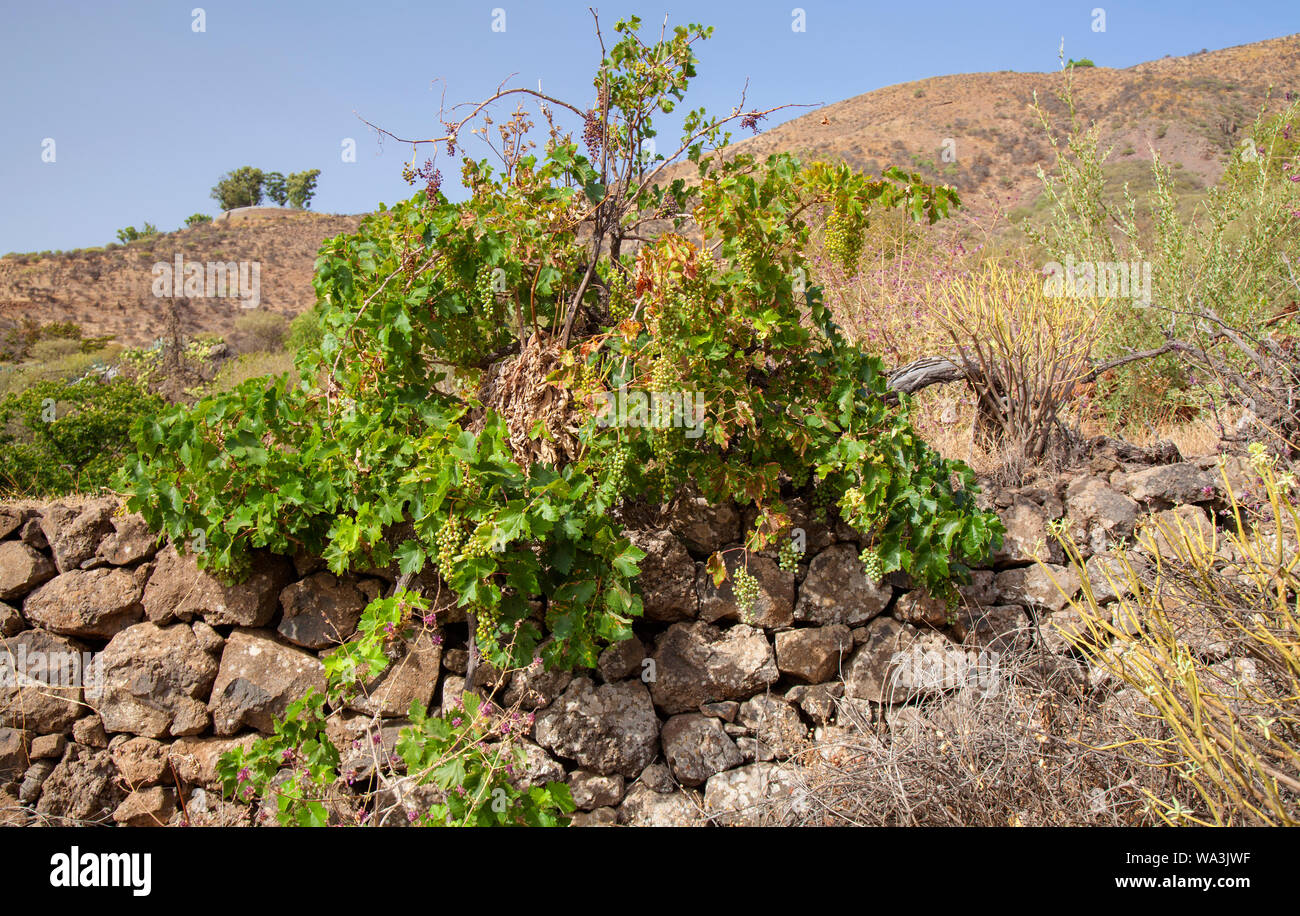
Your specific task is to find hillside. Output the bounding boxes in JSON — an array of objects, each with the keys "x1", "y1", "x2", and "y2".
[
  {"x1": 725, "y1": 33, "x2": 1300, "y2": 223},
  {"x1": 0, "y1": 210, "x2": 361, "y2": 347}
]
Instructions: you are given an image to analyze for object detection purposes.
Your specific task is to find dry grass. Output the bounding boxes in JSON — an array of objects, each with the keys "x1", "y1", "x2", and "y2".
[{"x1": 770, "y1": 641, "x2": 1168, "y2": 826}]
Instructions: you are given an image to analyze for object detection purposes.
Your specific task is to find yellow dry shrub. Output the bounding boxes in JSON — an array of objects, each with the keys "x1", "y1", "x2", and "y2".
[
  {"x1": 929, "y1": 262, "x2": 1109, "y2": 460},
  {"x1": 1051, "y1": 447, "x2": 1300, "y2": 825}
]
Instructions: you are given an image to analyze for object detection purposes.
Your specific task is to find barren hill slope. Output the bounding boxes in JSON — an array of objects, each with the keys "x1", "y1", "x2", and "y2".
[
  {"x1": 725, "y1": 33, "x2": 1300, "y2": 222},
  {"x1": 0, "y1": 210, "x2": 361, "y2": 347}
]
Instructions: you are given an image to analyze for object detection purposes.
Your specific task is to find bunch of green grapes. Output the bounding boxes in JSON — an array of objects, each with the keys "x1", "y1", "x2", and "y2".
[
  {"x1": 734, "y1": 236, "x2": 762, "y2": 281},
  {"x1": 778, "y1": 536, "x2": 804, "y2": 573},
  {"x1": 608, "y1": 270, "x2": 634, "y2": 322},
  {"x1": 648, "y1": 352, "x2": 674, "y2": 393},
  {"x1": 733, "y1": 566, "x2": 761, "y2": 622},
  {"x1": 475, "y1": 265, "x2": 493, "y2": 306},
  {"x1": 649, "y1": 423, "x2": 677, "y2": 467},
  {"x1": 435, "y1": 516, "x2": 466, "y2": 571},
  {"x1": 824, "y1": 206, "x2": 863, "y2": 271},
  {"x1": 859, "y1": 546, "x2": 883, "y2": 584},
  {"x1": 601, "y1": 443, "x2": 631, "y2": 500},
  {"x1": 474, "y1": 605, "x2": 501, "y2": 650},
  {"x1": 474, "y1": 265, "x2": 504, "y2": 324},
  {"x1": 461, "y1": 512, "x2": 498, "y2": 560}
]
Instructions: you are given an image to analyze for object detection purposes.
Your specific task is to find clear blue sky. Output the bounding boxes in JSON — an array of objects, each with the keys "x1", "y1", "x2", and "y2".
[{"x1": 1, "y1": 0, "x2": 1295, "y2": 254}]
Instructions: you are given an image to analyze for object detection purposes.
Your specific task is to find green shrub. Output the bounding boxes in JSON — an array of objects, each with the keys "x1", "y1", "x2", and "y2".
[
  {"x1": 264, "y1": 172, "x2": 288, "y2": 206},
  {"x1": 0, "y1": 377, "x2": 165, "y2": 497},
  {"x1": 284, "y1": 307, "x2": 324, "y2": 354},
  {"x1": 126, "y1": 14, "x2": 999, "y2": 670},
  {"x1": 211, "y1": 167, "x2": 265, "y2": 211},
  {"x1": 115, "y1": 223, "x2": 158, "y2": 244},
  {"x1": 232, "y1": 310, "x2": 289, "y2": 353},
  {"x1": 209, "y1": 350, "x2": 297, "y2": 394},
  {"x1": 185, "y1": 213, "x2": 213, "y2": 227},
  {"x1": 127, "y1": 14, "x2": 1002, "y2": 827},
  {"x1": 286, "y1": 169, "x2": 320, "y2": 209},
  {"x1": 26, "y1": 338, "x2": 84, "y2": 363}
]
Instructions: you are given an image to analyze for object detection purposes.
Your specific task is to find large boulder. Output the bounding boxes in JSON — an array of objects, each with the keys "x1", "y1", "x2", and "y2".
[
  {"x1": 534, "y1": 678, "x2": 659, "y2": 778},
  {"x1": 167, "y1": 734, "x2": 258, "y2": 790},
  {"x1": 567, "y1": 770, "x2": 625, "y2": 810},
  {"x1": 660, "y1": 713, "x2": 743, "y2": 786},
  {"x1": 0, "y1": 727, "x2": 31, "y2": 781},
  {"x1": 22, "y1": 567, "x2": 147, "y2": 639},
  {"x1": 843, "y1": 616, "x2": 926, "y2": 703},
  {"x1": 34, "y1": 744, "x2": 124, "y2": 823},
  {"x1": 1063, "y1": 476, "x2": 1141, "y2": 557},
  {"x1": 950, "y1": 604, "x2": 1030, "y2": 654},
  {"x1": 39, "y1": 500, "x2": 115, "y2": 572},
  {"x1": 597, "y1": 636, "x2": 646, "y2": 683},
  {"x1": 502, "y1": 664, "x2": 572, "y2": 711},
  {"x1": 994, "y1": 563, "x2": 1081, "y2": 612},
  {"x1": 892, "y1": 589, "x2": 955, "y2": 627},
  {"x1": 276, "y1": 572, "x2": 369, "y2": 649},
  {"x1": 737, "y1": 695, "x2": 807, "y2": 759},
  {"x1": 0, "y1": 507, "x2": 27, "y2": 541},
  {"x1": 624, "y1": 528, "x2": 698, "y2": 622},
  {"x1": 703, "y1": 762, "x2": 801, "y2": 826},
  {"x1": 0, "y1": 600, "x2": 24, "y2": 637},
  {"x1": 208, "y1": 629, "x2": 326, "y2": 735},
  {"x1": 348, "y1": 629, "x2": 443, "y2": 718},
  {"x1": 1121, "y1": 463, "x2": 1215, "y2": 507},
  {"x1": 142, "y1": 545, "x2": 292, "y2": 627},
  {"x1": 696, "y1": 551, "x2": 794, "y2": 629},
  {"x1": 774, "y1": 625, "x2": 853, "y2": 682},
  {"x1": 0, "y1": 541, "x2": 56, "y2": 601},
  {"x1": 109, "y1": 736, "x2": 171, "y2": 788},
  {"x1": 991, "y1": 497, "x2": 1061, "y2": 566},
  {"x1": 0, "y1": 629, "x2": 90, "y2": 733},
  {"x1": 96, "y1": 513, "x2": 161, "y2": 566},
  {"x1": 618, "y1": 783, "x2": 705, "y2": 826},
  {"x1": 648, "y1": 622, "x2": 779, "y2": 714},
  {"x1": 665, "y1": 496, "x2": 741, "y2": 556},
  {"x1": 795, "y1": 544, "x2": 892, "y2": 625},
  {"x1": 113, "y1": 787, "x2": 177, "y2": 827},
  {"x1": 96, "y1": 622, "x2": 218, "y2": 738}
]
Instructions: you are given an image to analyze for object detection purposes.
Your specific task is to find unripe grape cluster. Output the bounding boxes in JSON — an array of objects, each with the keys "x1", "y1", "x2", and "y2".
[
  {"x1": 601, "y1": 444, "x2": 631, "y2": 500},
  {"x1": 778, "y1": 536, "x2": 804, "y2": 573},
  {"x1": 474, "y1": 605, "x2": 501, "y2": 649},
  {"x1": 608, "y1": 270, "x2": 634, "y2": 322},
  {"x1": 824, "y1": 207, "x2": 863, "y2": 271},
  {"x1": 733, "y1": 566, "x2": 761, "y2": 621},
  {"x1": 474, "y1": 264, "x2": 503, "y2": 324},
  {"x1": 734, "y1": 237, "x2": 762, "y2": 281},
  {"x1": 859, "y1": 547, "x2": 883, "y2": 584},
  {"x1": 436, "y1": 516, "x2": 466, "y2": 571}
]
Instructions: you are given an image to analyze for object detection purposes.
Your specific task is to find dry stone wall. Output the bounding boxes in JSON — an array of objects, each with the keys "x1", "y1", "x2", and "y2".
[{"x1": 0, "y1": 445, "x2": 1243, "y2": 826}]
